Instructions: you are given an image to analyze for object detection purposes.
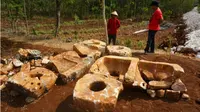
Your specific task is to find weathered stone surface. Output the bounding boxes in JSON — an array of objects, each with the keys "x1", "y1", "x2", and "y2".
[
  {"x1": 25, "y1": 97, "x2": 36, "y2": 103},
  {"x1": 49, "y1": 51, "x2": 87, "y2": 83},
  {"x1": 156, "y1": 89, "x2": 165, "y2": 98},
  {"x1": 106, "y1": 45, "x2": 132, "y2": 57},
  {"x1": 181, "y1": 93, "x2": 190, "y2": 100},
  {"x1": 0, "y1": 75, "x2": 8, "y2": 90},
  {"x1": 73, "y1": 39, "x2": 106, "y2": 58},
  {"x1": 90, "y1": 56, "x2": 147, "y2": 89},
  {"x1": 139, "y1": 60, "x2": 184, "y2": 81},
  {"x1": 20, "y1": 62, "x2": 31, "y2": 72},
  {"x1": 82, "y1": 39, "x2": 106, "y2": 54},
  {"x1": 18, "y1": 48, "x2": 42, "y2": 59},
  {"x1": 165, "y1": 90, "x2": 181, "y2": 101},
  {"x1": 73, "y1": 74, "x2": 123, "y2": 112},
  {"x1": 34, "y1": 59, "x2": 42, "y2": 67},
  {"x1": 171, "y1": 79, "x2": 187, "y2": 92},
  {"x1": 147, "y1": 89, "x2": 156, "y2": 98},
  {"x1": 0, "y1": 61, "x2": 14, "y2": 75},
  {"x1": 0, "y1": 75, "x2": 8, "y2": 85},
  {"x1": 13, "y1": 59, "x2": 23, "y2": 67},
  {"x1": 42, "y1": 56, "x2": 50, "y2": 64},
  {"x1": 141, "y1": 69, "x2": 154, "y2": 81},
  {"x1": 154, "y1": 72, "x2": 169, "y2": 81},
  {"x1": 7, "y1": 67, "x2": 57, "y2": 98},
  {"x1": 149, "y1": 81, "x2": 172, "y2": 89}
]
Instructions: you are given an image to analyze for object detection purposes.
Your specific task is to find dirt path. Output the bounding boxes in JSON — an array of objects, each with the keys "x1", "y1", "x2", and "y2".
[{"x1": 1, "y1": 39, "x2": 200, "y2": 112}]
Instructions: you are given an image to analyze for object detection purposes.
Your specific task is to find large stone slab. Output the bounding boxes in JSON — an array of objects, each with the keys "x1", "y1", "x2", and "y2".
[
  {"x1": 73, "y1": 39, "x2": 106, "y2": 58},
  {"x1": 73, "y1": 74, "x2": 123, "y2": 112},
  {"x1": 149, "y1": 81, "x2": 172, "y2": 89},
  {"x1": 48, "y1": 51, "x2": 89, "y2": 83},
  {"x1": 139, "y1": 60, "x2": 184, "y2": 82},
  {"x1": 106, "y1": 45, "x2": 132, "y2": 57},
  {"x1": 7, "y1": 67, "x2": 57, "y2": 98},
  {"x1": 90, "y1": 56, "x2": 147, "y2": 89}
]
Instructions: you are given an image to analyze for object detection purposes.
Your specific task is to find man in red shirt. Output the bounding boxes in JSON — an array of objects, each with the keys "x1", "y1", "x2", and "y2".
[
  {"x1": 107, "y1": 11, "x2": 120, "y2": 45},
  {"x1": 144, "y1": 1, "x2": 163, "y2": 53}
]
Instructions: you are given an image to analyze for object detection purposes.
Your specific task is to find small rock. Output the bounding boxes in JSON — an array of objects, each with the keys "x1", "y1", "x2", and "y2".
[
  {"x1": 156, "y1": 89, "x2": 165, "y2": 98},
  {"x1": 8, "y1": 71, "x2": 15, "y2": 77},
  {"x1": 25, "y1": 97, "x2": 36, "y2": 103},
  {"x1": 13, "y1": 59, "x2": 23, "y2": 67},
  {"x1": 147, "y1": 89, "x2": 156, "y2": 98},
  {"x1": 27, "y1": 49, "x2": 42, "y2": 58},
  {"x1": 30, "y1": 66, "x2": 36, "y2": 70},
  {"x1": 181, "y1": 93, "x2": 190, "y2": 100},
  {"x1": 30, "y1": 59, "x2": 35, "y2": 66},
  {"x1": 195, "y1": 98, "x2": 200, "y2": 104},
  {"x1": 34, "y1": 59, "x2": 42, "y2": 67},
  {"x1": 10, "y1": 90, "x2": 20, "y2": 97},
  {"x1": 0, "y1": 84, "x2": 6, "y2": 90},
  {"x1": 171, "y1": 79, "x2": 187, "y2": 92},
  {"x1": 149, "y1": 81, "x2": 172, "y2": 89},
  {"x1": 42, "y1": 56, "x2": 50, "y2": 64},
  {"x1": 141, "y1": 70, "x2": 154, "y2": 81},
  {"x1": 20, "y1": 62, "x2": 31, "y2": 72},
  {"x1": 1, "y1": 58, "x2": 8, "y2": 64},
  {"x1": 165, "y1": 90, "x2": 181, "y2": 101},
  {"x1": 0, "y1": 75, "x2": 8, "y2": 85}
]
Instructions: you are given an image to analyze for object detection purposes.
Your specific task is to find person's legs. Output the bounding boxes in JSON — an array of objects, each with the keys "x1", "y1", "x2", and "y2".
[
  {"x1": 113, "y1": 34, "x2": 117, "y2": 45},
  {"x1": 150, "y1": 31, "x2": 157, "y2": 53},
  {"x1": 144, "y1": 30, "x2": 152, "y2": 53},
  {"x1": 108, "y1": 35, "x2": 112, "y2": 45}
]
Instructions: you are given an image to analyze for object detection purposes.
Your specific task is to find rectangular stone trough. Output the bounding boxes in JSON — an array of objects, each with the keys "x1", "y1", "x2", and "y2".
[
  {"x1": 48, "y1": 51, "x2": 94, "y2": 83},
  {"x1": 138, "y1": 60, "x2": 185, "y2": 82},
  {"x1": 89, "y1": 56, "x2": 147, "y2": 89}
]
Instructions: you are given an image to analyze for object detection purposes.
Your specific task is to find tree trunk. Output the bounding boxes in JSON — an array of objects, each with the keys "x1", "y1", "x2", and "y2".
[
  {"x1": 24, "y1": 0, "x2": 29, "y2": 35},
  {"x1": 55, "y1": 0, "x2": 61, "y2": 37},
  {"x1": 102, "y1": 0, "x2": 108, "y2": 44}
]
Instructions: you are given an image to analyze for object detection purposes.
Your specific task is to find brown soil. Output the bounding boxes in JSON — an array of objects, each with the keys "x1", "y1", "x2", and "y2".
[{"x1": 1, "y1": 38, "x2": 200, "y2": 112}]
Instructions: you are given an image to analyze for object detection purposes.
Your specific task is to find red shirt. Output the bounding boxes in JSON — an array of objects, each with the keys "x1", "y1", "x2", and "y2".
[
  {"x1": 107, "y1": 18, "x2": 120, "y2": 35},
  {"x1": 148, "y1": 8, "x2": 163, "y2": 31}
]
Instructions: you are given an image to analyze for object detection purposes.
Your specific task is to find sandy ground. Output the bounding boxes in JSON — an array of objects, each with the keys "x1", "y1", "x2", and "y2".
[{"x1": 1, "y1": 38, "x2": 200, "y2": 112}]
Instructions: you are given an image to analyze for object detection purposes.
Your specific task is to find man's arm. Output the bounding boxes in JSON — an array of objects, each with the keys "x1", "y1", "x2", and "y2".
[{"x1": 117, "y1": 19, "x2": 120, "y2": 29}]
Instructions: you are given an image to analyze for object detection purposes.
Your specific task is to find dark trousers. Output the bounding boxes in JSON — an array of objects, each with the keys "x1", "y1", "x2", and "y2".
[
  {"x1": 145, "y1": 30, "x2": 157, "y2": 53},
  {"x1": 108, "y1": 34, "x2": 116, "y2": 45}
]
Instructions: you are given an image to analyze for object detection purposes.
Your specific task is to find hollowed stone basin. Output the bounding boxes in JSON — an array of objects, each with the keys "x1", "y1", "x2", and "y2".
[
  {"x1": 138, "y1": 60, "x2": 184, "y2": 82},
  {"x1": 106, "y1": 45, "x2": 132, "y2": 57},
  {"x1": 73, "y1": 39, "x2": 106, "y2": 58},
  {"x1": 49, "y1": 51, "x2": 87, "y2": 83},
  {"x1": 7, "y1": 67, "x2": 57, "y2": 98},
  {"x1": 73, "y1": 74, "x2": 123, "y2": 112},
  {"x1": 90, "y1": 56, "x2": 147, "y2": 89}
]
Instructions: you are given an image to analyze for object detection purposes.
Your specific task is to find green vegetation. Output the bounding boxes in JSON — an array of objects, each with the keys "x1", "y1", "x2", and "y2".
[
  {"x1": 1, "y1": 0, "x2": 196, "y2": 20},
  {"x1": 124, "y1": 39, "x2": 132, "y2": 48}
]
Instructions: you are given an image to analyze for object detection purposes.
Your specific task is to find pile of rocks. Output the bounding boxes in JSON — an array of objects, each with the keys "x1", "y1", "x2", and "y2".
[
  {"x1": 139, "y1": 60, "x2": 189, "y2": 101},
  {"x1": 1, "y1": 39, "x2": 189, "y2": 111},
  {"x1": 1, "y1": 39, "x2": 107, "y2": 103},
  {"x1": 73, "y1": 55, "x2": 188, "y2": 111}
]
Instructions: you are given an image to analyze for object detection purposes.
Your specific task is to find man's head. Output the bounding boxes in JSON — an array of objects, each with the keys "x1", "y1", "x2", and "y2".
[
  {"x1": 150, "y1": 1, "x2": 159, "y2": 10},
  {"x1": 111, "y1": 11, "x2": 118, "y2": 18}
]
